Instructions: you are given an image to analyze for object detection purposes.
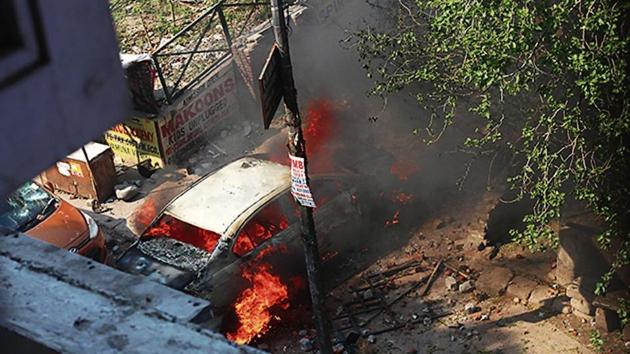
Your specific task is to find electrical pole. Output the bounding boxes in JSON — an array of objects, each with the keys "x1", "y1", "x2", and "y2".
[{"x1": 270, "y1": 1, "x2": 333, "y2": 352}]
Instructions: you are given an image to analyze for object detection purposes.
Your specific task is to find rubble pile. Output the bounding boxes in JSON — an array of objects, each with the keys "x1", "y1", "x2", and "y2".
[{"x1": 263, "y1": 198, "x2": 630, "y2": 352}]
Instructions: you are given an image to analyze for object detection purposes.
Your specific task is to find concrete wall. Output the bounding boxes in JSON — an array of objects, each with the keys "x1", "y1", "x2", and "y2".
[
  {"x1": 0, "y1": 232, "x2": 263, "y2": 354},
  {"x1": 0, "y1": 1, "x2": 129, "y2": 200}
]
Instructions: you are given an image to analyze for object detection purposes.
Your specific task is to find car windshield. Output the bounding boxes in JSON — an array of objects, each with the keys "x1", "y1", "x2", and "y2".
[{"x1": 0, "y1": 182, "x2": 57, "y2": 232}]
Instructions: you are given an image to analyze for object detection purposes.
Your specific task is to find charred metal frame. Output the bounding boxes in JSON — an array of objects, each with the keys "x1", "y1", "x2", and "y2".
[{"x1": 152, "y1": 1, "x2": 269, "y2": 104}]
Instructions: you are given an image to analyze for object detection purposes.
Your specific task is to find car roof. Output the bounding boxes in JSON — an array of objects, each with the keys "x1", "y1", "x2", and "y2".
[{"x1": 164, "y1": 157, "x2": 290, "y2": 235}]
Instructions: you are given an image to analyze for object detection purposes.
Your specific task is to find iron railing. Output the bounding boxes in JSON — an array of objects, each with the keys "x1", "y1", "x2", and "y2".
[{"x1": 151, "y1": 1, "x2": 270, "y2": 104}]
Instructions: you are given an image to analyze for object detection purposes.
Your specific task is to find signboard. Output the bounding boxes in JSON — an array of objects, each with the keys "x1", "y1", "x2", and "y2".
[
  {"x1": 56, "y1": 162, "x2": 71, "y2": 176},
  {"x1": 289, "y1": 155, "x2": 316, "y2": 208},
  {"x1": 158, "y1": 64, "x2": 238, "y2": 164},
  {"x1": 69, "y1": 162, "x2": 84, "y2": 177},
  {"x1": 104, "y1": 118, "x2": 163, "y2": 167},
  {"x1": 258, "y1": 44, "x2": 283, "y2": 129}
]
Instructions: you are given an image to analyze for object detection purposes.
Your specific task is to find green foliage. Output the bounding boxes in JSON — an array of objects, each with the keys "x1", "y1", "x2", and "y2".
[
  {"x1": 589, "y1": 329, "x2": 604, "y2": 352},
  {"x1": 354, "y1": 0, "x2": 629, "y2": 293},
  {"x1": 110, "y1": 0, "x2": 196, "y2": 52},
  {"x1": 619, "y1": 298, "x2": 630, "y2": 328},
  {"x1": 110, "y1": 0, "x2": 270, "y2": 53}
]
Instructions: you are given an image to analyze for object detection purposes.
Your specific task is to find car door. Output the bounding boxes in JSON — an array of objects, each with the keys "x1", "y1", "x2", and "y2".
[{"x1": 201, "y1": 192, "x2": 300, "y2": 311}]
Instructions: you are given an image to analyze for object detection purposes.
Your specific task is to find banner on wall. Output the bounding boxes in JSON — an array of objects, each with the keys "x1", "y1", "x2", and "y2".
[{"x1": 157, "y1": 64, "x2": 239, "y2": 164}]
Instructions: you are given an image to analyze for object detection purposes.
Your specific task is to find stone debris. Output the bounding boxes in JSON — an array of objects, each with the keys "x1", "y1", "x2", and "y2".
[
  {"x1": 594, "y1": 307, "x2": 620, "y2": 332},
  {"x1": 476, "y1": 266, "x2": 513, "y2": 297},
  {"x1": 566, "y1": 280, "x2": 595, "y2": 307},
  {"x1": 332, "y1": 343, "x2": 344, "y2": 353},
  {"x1": 367, "y1": 335, "x2": 376, "y2": 344},
  {"x1": 570, "y1": 297, "x2": 595, "y2": 316},
  {"x1": 445, "y1": 276, "x2": 458, "y2": 291},
  {"x1": 506, "y1": 276, "x2": 538, "y2": 303},
  {"x1": 299, "y1": 337, "x2": 313, "y2": 352},
  {"x1": 465, "y1": 303, "x2": 480, "y2": 314},
  {"x1": 115, "y1": 183, "x2": 139, "y2": 202},
  {"x1": 458, "y1": 280, "x2": 475, "y2": 293},
  {"x1": 528, "y1": 285, "x2": 558, "y2": 307}
]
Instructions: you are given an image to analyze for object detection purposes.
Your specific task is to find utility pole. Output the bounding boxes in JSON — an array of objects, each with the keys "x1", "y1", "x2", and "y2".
[{"x1": 270, "y1": 1, "x2": 333, "y2": 352}]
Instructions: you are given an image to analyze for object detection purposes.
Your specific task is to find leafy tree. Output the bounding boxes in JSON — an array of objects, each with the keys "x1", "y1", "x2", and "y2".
[{"x1": 353, "y1": 0, "x2": 629, "y2": 294}]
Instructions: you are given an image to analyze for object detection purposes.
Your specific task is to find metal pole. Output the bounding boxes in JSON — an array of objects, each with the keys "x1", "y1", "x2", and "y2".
[{"x1": 270, "y1": 1, "x2": 333, "y2": 352}]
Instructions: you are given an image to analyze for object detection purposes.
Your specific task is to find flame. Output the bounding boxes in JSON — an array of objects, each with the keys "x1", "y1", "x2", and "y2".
[
  {"x1": 233, "y1": 215, "x2": 289, "y2": 256},
  {"x1": 390, "y1": 159, "x2": 421, "y2": 181},
  {"x1": 385, "y1": 210, "x2": 400, "y2": 227},
  {"x1": 227, "y1": 260, "x2": 289, "y2": 344},
  {"x1": 145, "y1": 216, "x2": 220, "y2": 252},
  {"x1": 392, "y1": 190, "x2": 414, "y2": 205},
  {"x1": 304, "y1": 99, "x2": 335, "y2": 155},
  {"x1": 304, "y1": 99, "x2": 340, "y2": 173},
  {"x1": 227, "y1": 209, "x2": 292, "y2": 344},
  {"x1": 266, "y1": 98, "x2": 340, "y2": 172}
]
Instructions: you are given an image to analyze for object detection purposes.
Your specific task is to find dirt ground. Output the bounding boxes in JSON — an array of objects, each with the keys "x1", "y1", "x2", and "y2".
[{"x1": 259, "y1": 186, "x2": 630, "y2": 353}]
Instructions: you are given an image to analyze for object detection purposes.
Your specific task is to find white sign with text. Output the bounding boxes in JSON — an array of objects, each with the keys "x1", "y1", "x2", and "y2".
[{"x1": 289, "y1": 155, "x2": 316, "y2": 208}]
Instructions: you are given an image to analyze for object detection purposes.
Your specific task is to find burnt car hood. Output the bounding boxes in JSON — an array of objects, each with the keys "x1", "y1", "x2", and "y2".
[
  {"x1": 27, "y1": 200, "x2": 88, "y2": 249},
  {"x1": 116, "y1": 244, "x2": 195, "y2": 290}
]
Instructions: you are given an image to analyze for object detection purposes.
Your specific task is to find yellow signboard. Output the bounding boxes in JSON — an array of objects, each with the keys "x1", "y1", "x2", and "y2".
[{"x1": 104, "y1": 117, "x2": 164, "y2": 167}]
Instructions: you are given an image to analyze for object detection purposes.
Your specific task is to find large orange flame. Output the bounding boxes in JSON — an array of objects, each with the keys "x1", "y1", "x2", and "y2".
[
  {"x1": 266, "y1": 98, "x2": 340, "y2": 173},
  {"x1": 227, "y1": 262, "x2": 289, "y2": 344}
]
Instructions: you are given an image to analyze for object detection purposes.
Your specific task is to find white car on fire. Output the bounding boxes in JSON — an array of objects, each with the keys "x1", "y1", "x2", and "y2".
[{"x1": 117, "y1": 157, "x2": 365, "y2": 319}]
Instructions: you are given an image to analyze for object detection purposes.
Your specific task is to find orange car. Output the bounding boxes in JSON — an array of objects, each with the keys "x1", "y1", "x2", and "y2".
[{"x1": 0, "y1": 181, "x2": 109, "y2": 263}]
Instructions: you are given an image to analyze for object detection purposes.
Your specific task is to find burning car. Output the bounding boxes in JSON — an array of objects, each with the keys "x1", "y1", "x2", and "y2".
[{"x1": 117, "y1": 157, "x2": 365, "y2": 329}]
